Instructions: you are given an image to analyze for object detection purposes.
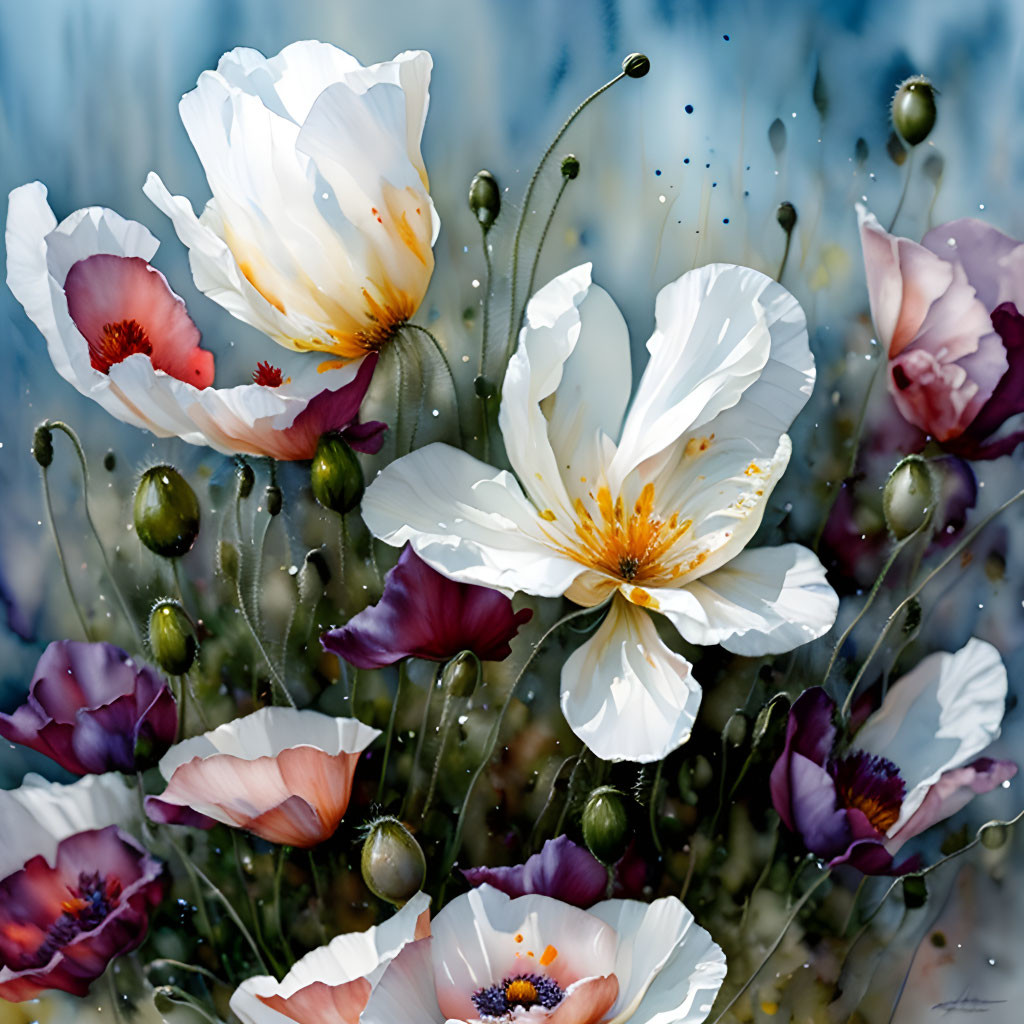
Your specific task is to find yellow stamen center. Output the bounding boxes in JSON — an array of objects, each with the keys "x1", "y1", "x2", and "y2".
[{"x1": 505, "y1": 979, "x2": 538, "y2": 1006}]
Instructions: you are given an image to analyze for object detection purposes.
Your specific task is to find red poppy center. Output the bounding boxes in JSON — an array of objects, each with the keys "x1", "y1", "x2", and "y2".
[
  {"x1": 252, "y1": 360, "x2": 284, "y2": 387},
  {"x1": 30, "y1": 872, "x2": 121, "y2": 967},
  {"x1": 91, "y1": 319, "x2": 153, "y2": 374}
]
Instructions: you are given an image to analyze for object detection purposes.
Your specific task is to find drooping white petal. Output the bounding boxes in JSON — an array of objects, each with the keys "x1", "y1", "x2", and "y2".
[
  {"x1": 651, "y1": 544, "x2": 838, "y2": 655},
  {"x1": 609, "y1": 264, "x2": 809, "y2": 490},
  {"x1": 499, "y1": 263, "x2": 632, "y2": 515},
  {"x1": 854, "y1": 638, "x2": 1009, "y2": 832},
  {"x1": 560, "y1": 596, "x2": 701, "y2": 762},
  {"x1": 362, "y1": 442, "x2": 588, "y2": 598},
  {"x1": 359, "y1": 937, "x2": 443, "y2": 1024},
  {"x1": 230, "y1": 891, "x2": 430, "y2": 1024},
  {"x1": 589, "y1": 896, "x2": 726, "y2": 1024}
]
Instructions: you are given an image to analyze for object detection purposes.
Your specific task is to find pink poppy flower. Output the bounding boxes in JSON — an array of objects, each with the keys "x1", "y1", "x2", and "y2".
[
  {"x1": 360, "y1": 885, "x2": 726, "y2": 1024},
  {"x1": 5, "y1": 183, "x2": 386, "y2": 460},
  {"x1": 145, "y1": 708, "x2": 380, "y2": 847},
  {"x1": 230, "y1": 891, "x2": 430, "y2": 1024},
  {"x1": 321, "y1": 545, "x2": 533, "y2": 669},
  {"x1": 0, "y1": 826, "x2": 165, "y2": 1001},
  {"x1": 858, "y1": 205, "x2": 1024, "y2": 457},
  {"x1": 0, "y1": 640, "x2": 177, "y2": 776}
]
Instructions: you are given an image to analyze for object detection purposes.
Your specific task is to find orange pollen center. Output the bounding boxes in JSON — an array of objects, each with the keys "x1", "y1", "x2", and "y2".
[
  {"x1": 836, "y1": 782, "x2": 901, "y2": 832},
  {"x1": 569, "y1": 483, "x2": 693, "y2": 584},
  {"x1": 92, "y1": 319, "x2": 152, "y2": 374},
  {"x1": 505, "y1": 979, "x2": 539, "y2": 1005},
  {"x1": 252, "y1": 361, "x2": 284, "y2": 387}
]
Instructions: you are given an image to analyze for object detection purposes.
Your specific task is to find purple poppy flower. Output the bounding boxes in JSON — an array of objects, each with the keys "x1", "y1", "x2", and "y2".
[
  {"x1": 322, "y1": 545, "x2": 533, "y2": 669},
  {"x1": 461, "y1": 835, "x2": 647, "y2": 909},
  {"x1": 0, "y1": 825, "x2": 166, "y2": 1001},
  {"x1": 771, "y1": 639, "x2": 1017, "y2": 875},
  {"x1": 0, "y1": 640, "x2": 178, "y2": 775}
]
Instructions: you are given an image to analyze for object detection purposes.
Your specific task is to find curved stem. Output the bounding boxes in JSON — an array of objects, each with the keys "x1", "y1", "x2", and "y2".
[
  {"x1": 273, "y1": 846, "x2": 295, "y2": 965},
  {"x1": 41, "y1": 465, "x2": 91, "y2": 638},
  {"x1": 648, "y1": 759, "x2": 665, "y2": 855},
  {"x1": 520, "y1": 176, "x2": 570, "y2": 324},
  {"x1": 377, "y1": 660, "x2": 407, "y2": 803},
  {"x1": 887, "y1": 147, "x2": 916, "y2": 233},
  {"x1": 47, "y1": 421, "x2": 141, "y2": 645},
  {"x1": 847, "y1": 485, "x2": 1024, "y2": 706},
  {"x1": 777, "y1": 229, "x2": 794, "y2": 283},
  {"x1": 709, "y1": 870, "x2": 831, "y2": 1024},
  {"x1": 421, "y1": 690, "x2": 456, "y2": 822},
  {"x1": 406, "y1": 324, "x2": 465, "y2": 446},
  {"x1": 478, "y1": 228, "x2": 494, "y2": 380},
  {"x1": 403, "y1": 664, "x2": 440, "y2": 819},
  {"x1": 503, "y1": 70, "x2": 627, "y2": 364}
]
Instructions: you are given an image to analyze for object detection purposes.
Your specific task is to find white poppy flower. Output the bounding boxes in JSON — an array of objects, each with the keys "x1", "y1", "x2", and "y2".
[
  {"x1": 360, "y1": 885, "x2": 726, "y2": 1024},
  {"x1": 145, "y1": 40, "x2": 438, "y2": 360},
  {"x1": 363, "y1": 263, "x2": 839, "y2": 761},
  {"x1": 5, "y1": 182, "x2": 385, "y2": 460},
  {"x1": 230, "y1": 890, "x2": 430, "y2": 1024},
  {"x1": 0, "y1": 773, "x2": 137, "y2": 878}
]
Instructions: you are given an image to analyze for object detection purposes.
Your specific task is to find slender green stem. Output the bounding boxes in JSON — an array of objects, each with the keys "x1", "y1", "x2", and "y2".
[
  {"x1": 41, "y1": 465, "x2": 91, "y2": 638},
  {"x1": 230, "y1": 832, "x2": 283, "y2": 978},
  {"x1": 47, "y1": 421, "x2": 141, "y2": 645},
  {"x1": 478, "y1": 228, "x2": 494, "y2": 380},
  {"x1": 162, "y1": 834, "x2": 217, "y2": 964},
  {"x1": 528, "y1": 754, "x2": 579, "y2": 851},
  {"x1": 847, "y1": 485, "x2": 1024, "y2": 708},
  {"x1": 521, "y1": 176, "x2": 570, "y2": 320},
  {"x1": 377, "y1": 661, "x2": 407, "y2": 803},
  {"x1": 777, "y1": 229, "x2": 794, "y2": 282},
  {"x1": 403, "y1": 666, "x2": 440, "y2": 819},
  {"x1": 308, "y1": 848, "x2": 329, "y2": 945},
  {"x1": 552, "y1": 751, "x2": 589, "y2": 839},
  {"x1": 887, "y1": 147, "x2": 916, "y2": 233},
  {"x1": 182, "y1": 670, "x2": 211, "y2": 730},
  {"x1": 648, "y1": 759, "x2": 665, "y2": 855},
  {"x1": 106, "y1": 963, "x2": 127, "y2": 1024},
  {"x1": 738, "y1": 821, "x2": 780, "y2": 932},
  {"x1": 406, "y1": 339, "x2": 428, "y2": 452},
  {"x1": 710, "y1": 870, "x2": 831, "y2": 1024},
  {"x1": 145, "y1": 959, "x2": 225, "y2": 986},
  {"x1": 273, "y1": 846, "x2": 295, "y2": 964},
  {"x1": 153, "y1": 985, "x2": 225, "y2": 1024},
  {"x1": 841, "y1": 876, "x2": 869, "y2": 937},
  {"x1": 503, "y1": 69, "x2": 627, "y2": 364},
  {"x1": 442, "y1": 602, "x2": 608, "y2": 874},
  {"x1": 393, "y1": 339, "x2": 406, "y2": 456},
  {"x1": 191, "y1": 857, "x2": 270, "y2": 975},
  {"x1": 421, "y1": 690, "x2": 456, "y2": 822},
  {"x1": 406, "y1": 324, "x2": 465, "y2": 446}
]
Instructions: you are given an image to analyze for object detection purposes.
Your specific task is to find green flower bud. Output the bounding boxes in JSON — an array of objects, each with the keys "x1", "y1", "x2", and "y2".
[
  {"x1": 32, "y1": 425, "x2": 54, "y2": 468},
  {"x1": 237, "y1": 462, "x2": 255, "y2": 499},
  {"x1": 561, "y1": 155, "x2": 581, "y2": 181},
  {"x1": 133, "y1": 466, "x2": 200, "y2": 558},
  {"x1": 443, "y1": 650, "x2": 481, "y2": 698},
  {"x1": 723, "y1": 711, "x2": 748, "y2": 747},
  {"x1": 622, "y1": 53, "x2": 650, "y2": 78},
  {"x1": 149, "y1": 599, "x2": 197, "y2": 675},
  {"x1": 886, "y1": 130, "x2": 908, "y2": 166},
  {"x1": 892, "y1": 75, "x2": 937, "y2": 147},
  {"x1": 776, "y1": 201, "x2": 797, "y2": 234},
  {"x1": 883, "y1": 455, "x2": 935, "y2": 540},
  {"x1": 581, "y1": 786, "x2": 630, "y2": 865},
  {"x1": 468, "y1": 170, "x2": 501, "y2": 231},
  {"x1": 361, "y1": 817, "x2": 426, "y2": 906},
  {"x1": 980, "y1": 821, "x2": 1010, "y2": 850},
  {"x1": 265, "y1": 484, "x2": 283, "y2": 517},
  {"x1": 902, "y1": 875, "x2": 927, "y2": 909},
  {"x1": 311, "y1": 434, "x2": 364, "y2": 515}
]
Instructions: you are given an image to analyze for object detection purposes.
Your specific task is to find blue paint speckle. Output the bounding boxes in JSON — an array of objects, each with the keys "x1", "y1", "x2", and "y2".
[
  {"x1": 705, "y1": 162, "x2": 711, "y2": 168},
  {"x1": 723, "y1": 34, "x2": 730, "y2": 41},
  {"x1": 684, "y1": 104, "x2": 694, "y2": 114},
  {"x1": 655, "y1": 169, "x2": 661, "y2": 176},
  {"x1": 683, "y1": 157, "x2": 690, "y2": 164},
  {"x1": 723, "y1": 217, "x2": 730, "y2": 224}
]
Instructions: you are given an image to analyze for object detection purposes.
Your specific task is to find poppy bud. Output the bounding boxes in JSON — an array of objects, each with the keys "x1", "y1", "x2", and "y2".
[
  {"x1": 311, "y1": 434, "x2": 364, "y2": 515},
  {"x1": 723, "y1": 711, "x2": 748, "y2": 747},
  {"x1": 582, "y1": 786, "x2": 630, "y2": 865},
  {"x1": 149, "y1": 599, "x2": 197, "y2": 676},
  {"x1": 133, "y1": 465, "x2": 201, "y2": 558},
  {"x1": 892, "y1": 75, "x2": 937, "y2": 147},
  {"x1": 443, "y1": 650, "x2": 481, "y2": 698},
  {"x1": 883, "y1": 456, "x2": 934, "y2": 540},
  {"x1": 776, "y1": 201, "x2": 797, "y2": 233},
  {"x1": 237, "y1": 462, "x2": 255, "y2": 499},
  {"x1": 468, "y1": 170, "x2": 501, "y2": 231},
  {"x1": 265, "y1": 484, "x2": 283, "y2": 517},
  {"x1": 561, "y1": 155, "x2": 581, "y2": 181},
  {"x1": 32, "y1": 424, "x2": 53, "y2": 467},
  {"x1": 622, "y1": 53, "x2": 651, "y2": 78},
  {"x1": 361, "y1": 817, "x2": 427, "y2": 906}
]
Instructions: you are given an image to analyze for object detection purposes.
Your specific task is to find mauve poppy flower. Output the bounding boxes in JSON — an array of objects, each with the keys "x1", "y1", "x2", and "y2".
[
  {"x1": 770, "y1": 639, "x2": 1017, "y2": 875},
  {"x1": 230, "y1": 890, "x2": 430, "y2": 1024},
  {"x1": 360, "y1": 885, "x2": 726, "y2": 1024},
  {"x1": 0, "y1": 640, "x2": 177, "y2": 775},
  {"x1": 858, "y1": 206, "x2": 1024, "y2": 458},
  {"x1": 146, "y1": 707, "x2": 380, "y2": 847},
  {"x1": 321, "y1": 545, "x2": 533, "y2": 669},
  {"x1": 0, "y1": 825, "x2": 165, "y2": 1001}
]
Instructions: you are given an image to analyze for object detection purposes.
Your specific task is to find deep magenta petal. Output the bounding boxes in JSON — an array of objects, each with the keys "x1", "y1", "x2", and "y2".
[
  {"x1": 144, "y1": 795, "x2": 218, "y2": 830},
  {"x1": 787, "y1": 753, "x2": 851, "y2": 859},
  {"x1": 322, "y1": 545, "x2": 531, "y2": 668}
]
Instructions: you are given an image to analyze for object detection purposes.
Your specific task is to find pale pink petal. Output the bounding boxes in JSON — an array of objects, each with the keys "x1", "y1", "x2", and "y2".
[
  {"x1": 547, "y1": 975, "x2": 619, "y2": 1024},
  {"x1": 257, "y1": 978, "x2": 371, "y2": 1024}
]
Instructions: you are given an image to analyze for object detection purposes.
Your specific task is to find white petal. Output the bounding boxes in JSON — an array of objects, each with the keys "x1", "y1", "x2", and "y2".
[
  {"x1": 428, "y1": 886, "x2": 617, "y2": 1021},
  {"x1": 158, "y1": 708, "x2": 380, "y2": 780},
  {"x1": 589, "y1": 896, "x2": 727, "y2": 1024},
  {"x1": 652, "y1": 544, "x2": 838, "y2": 655},
  {"x1": 499, "y1": 263, "x2": 632, "y2": 516},
  {"x1": 560, "y1": 596, "x2": 701, "y2": 762},
  {"x1": 854, "y1": 638, "x2": 1009, "y2": 833},
  {"x1": 362, "y1": 442, "x2": 587, "y2": 598},
  {"x1": 360, "y1": 937, "x2": 443, "y2": 1024},
  {"x1": 0, "y1": 773, "x2": 137, "y2": 877},
  {"x1": 610, "y1": 264, "x2": 810, "y2": 489}
]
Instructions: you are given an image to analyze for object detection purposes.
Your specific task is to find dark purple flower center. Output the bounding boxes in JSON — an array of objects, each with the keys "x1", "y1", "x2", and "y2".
[
  {"x1": 31, "y1": 872, "x2": 121, "y2": 968},
  {"x1": 831, "y1": 750, "x2": 906, "y2": 833},
  {"x1": 472, "y1": 973, "x2": 564, "y2": 1017}
]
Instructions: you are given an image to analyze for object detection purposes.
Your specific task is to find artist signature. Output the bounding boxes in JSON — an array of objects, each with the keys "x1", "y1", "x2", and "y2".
[{"x1": 931, "y1": 990, "x2": 1007, "y2": 1016}]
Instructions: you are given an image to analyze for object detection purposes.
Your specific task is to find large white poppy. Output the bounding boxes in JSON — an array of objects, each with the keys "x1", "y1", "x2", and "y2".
[
  {"x1": 145, "y1": 40, "x2": 439, "y2": 360},
  {"x1": 6, "y1": 182, "x2": 385, "y2": 460},
  {"x1": 363, "y1": 263, "x2": 839, "y2": 761},
  {"x1": 360, "y1": 885, "x2": 726, "y2": 1024}
]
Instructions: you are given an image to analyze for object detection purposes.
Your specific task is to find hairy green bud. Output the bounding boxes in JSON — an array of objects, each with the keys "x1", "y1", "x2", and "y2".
[
  {"x1": 311, "y1": 434, "x2": 364, "y2": 515},
  {"x1": 361, "y1": 817, "x2": 427, "y2": 907},
  {"x1": 133, "y1": 465, "x2": 200, "y2": 558},
  {"x1": 582, "y1": 786, "x2": 630, "y2": 865},
  {"x1": 149, "y1": 599, "x2": 197, "y2": 676}
]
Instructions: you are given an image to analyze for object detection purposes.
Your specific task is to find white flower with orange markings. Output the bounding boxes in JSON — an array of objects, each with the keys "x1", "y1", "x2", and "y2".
[
  {"x1": 145, "y1": 40, "x2": 438, "y2": 361},
  {"x1": 362, "y1": 263, "x2": 839, "y2": 761},
  {"x1": 360, "y1": 885, "x2": 726, "y2": 1024}
]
